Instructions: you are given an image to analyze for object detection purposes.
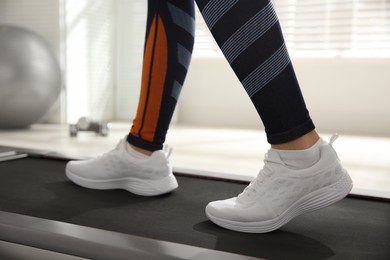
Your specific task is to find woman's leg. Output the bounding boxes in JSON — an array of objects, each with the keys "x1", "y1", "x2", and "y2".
[
  {"x1": 194, "y1": 0, "x2": 352, "y2": 232},
  {"x1": 195, "y1": 0, "x2": 315, "y2": 145},
  {"x1": 65, "y1": 0, "x2": 195, "y2": 196},
  {"x1": 128, "y1": 0, "x2": 195, "y2": 152}
]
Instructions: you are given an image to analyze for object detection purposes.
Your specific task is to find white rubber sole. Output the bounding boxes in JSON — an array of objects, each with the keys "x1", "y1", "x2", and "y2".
[
  {"x1": 206, "y1": 171, "x2": 353, "y2": 233},
  {"x1": 66, "y1": 169, "x2": 178, "y2": 196}
]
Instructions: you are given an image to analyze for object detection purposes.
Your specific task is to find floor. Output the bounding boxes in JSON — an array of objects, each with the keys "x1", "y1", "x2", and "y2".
[{"x1": 0, "y1": 123, "x2": 389, "y2": 199}]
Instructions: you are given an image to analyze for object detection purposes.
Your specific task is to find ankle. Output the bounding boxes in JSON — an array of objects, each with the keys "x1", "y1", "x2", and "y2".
[
  {"x1": 129, "y1": 144, "x2": 153, "y2": 156},
  {"x1": 271, "y1": 130, "x2": 320, "y2": 151}
]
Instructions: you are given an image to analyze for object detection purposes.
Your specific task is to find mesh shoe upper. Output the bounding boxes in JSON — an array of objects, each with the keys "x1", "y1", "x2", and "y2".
[
  {"x1": 66, "y1": 138, "x2": 172, "y2": 181},
  {"x1": 206, "y1": 136, "x2": 350, "y2": 224}
]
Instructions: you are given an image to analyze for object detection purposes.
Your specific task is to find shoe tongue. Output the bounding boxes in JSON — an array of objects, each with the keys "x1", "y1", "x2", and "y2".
[
  {"x1": 150, "y1": 150, "x2": 167, "y2": 160},
  {"x1": 266, "y1": 149, "x2": 285, "y2": 165},
  {"x1": 117, "y1": 138, "x2": 127, "y2": 150}
]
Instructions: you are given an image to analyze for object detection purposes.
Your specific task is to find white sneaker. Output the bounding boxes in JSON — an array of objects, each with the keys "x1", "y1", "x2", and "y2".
[
  {"x1": 205, "y1": 135, "x2": 353, "y2": 233},
  {"x1": 65, "y1": 138, "x2": 178, "y2": 196}
]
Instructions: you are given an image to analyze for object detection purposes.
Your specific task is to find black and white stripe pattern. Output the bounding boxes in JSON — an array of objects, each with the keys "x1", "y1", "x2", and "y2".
[
  {"x1": 199, "y1": 0, "x2": 291, "y2": 97},
  {"x1": 242, "y1": 43, "x2": 290, "y2": 97},
  {"x1": 171, "y1": 80, "x2": 182, "y2": 100},
  {"x1": 167, "y1": 2, "x2": 195, "y2": 101},
  {"x1": 221, "y1": 2, "x2": 278, "y2": 64},
  {"x1": 168, "y1": 2, "x2": 195, "y2": 37},
  {"x1": 177, "y1": 43, "x2": 192, "y2": 70},
  {"x1": 195, "y1": 0, "x2": 312, "y2": 143},
  {"x1": 202, "y1": 0, "x2": 238, "y2": 29}
]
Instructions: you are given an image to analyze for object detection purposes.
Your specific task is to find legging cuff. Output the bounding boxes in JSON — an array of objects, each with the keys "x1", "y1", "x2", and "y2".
[
  {"x1": 127, "y1": 134, "x2": 163, "y2": 152},
  {"x1": 267, "y1": 119, "x2": 316, "y2": 145}
]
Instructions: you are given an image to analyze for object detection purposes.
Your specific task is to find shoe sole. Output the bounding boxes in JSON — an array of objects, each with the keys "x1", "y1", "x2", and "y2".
[
  {"x1": 66, "y1": 169, "x2": 178, "y2": 196},
  {"x1": 206, "y1": 171, "x2": 353, "y2": 233}
]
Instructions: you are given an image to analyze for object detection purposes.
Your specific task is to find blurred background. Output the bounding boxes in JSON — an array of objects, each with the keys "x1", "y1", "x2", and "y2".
[{"x1": 0, "y1": 0, "x2": 389, "y2": 197}]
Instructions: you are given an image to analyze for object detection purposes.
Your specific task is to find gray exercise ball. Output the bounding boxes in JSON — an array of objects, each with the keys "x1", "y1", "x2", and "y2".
[{"x1": 0, "y1": 25, "x2": 61, "y2": 128}]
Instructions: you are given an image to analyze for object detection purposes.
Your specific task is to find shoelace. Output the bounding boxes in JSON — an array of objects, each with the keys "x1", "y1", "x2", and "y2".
[{"x1": 239, "y1": 153, "x2": 274, "y2": 198}]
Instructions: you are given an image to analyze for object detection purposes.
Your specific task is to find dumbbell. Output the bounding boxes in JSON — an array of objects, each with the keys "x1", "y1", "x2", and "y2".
[{"x1": 69, "y1": 117, "x2": 111, "y2": 137}]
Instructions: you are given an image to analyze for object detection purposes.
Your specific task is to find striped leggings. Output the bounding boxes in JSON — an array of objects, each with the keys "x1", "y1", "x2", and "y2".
[{"x1": 127, "y1": 0, "x2": 315, "y2": 151}]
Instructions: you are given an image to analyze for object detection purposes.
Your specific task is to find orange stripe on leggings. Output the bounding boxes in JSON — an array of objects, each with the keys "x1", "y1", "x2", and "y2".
[{"x1": 131, "y1": 15, "x2": 168, "y2": 142}]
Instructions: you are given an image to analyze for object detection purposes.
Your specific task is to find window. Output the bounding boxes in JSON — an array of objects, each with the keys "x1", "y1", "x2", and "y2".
[{"x1": 193, "y1": 0, "x2": 390, "y2": 57}]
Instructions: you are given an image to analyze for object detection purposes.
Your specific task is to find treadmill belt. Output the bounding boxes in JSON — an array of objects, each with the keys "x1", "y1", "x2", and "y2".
[{"x1": 0, "y1": 157, "x2": 389, "y2": 259}]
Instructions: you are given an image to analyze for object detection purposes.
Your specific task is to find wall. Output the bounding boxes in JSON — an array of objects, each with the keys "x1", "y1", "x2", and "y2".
[
  {"x1": 0, "y1": 0, "x2": 61, "y2": 56},
  {"x1": 180, "y1": 57, "x2": 390, "y2": 137},
  {"x1": 64, "y1": 0, "x2": 116, "y2": 123},
  {"x1": 0, "y1": 0, "x2": 118, "y2": 124},
  {"x1": 114, "y1": 0, "x2": 179, "y2": 123},
  {"x1": 0, "y1": 0, "x2": 63, "y2": 123},
  {"x1": 115, "y1": 0, "x2": 146, "y2": 121}
]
